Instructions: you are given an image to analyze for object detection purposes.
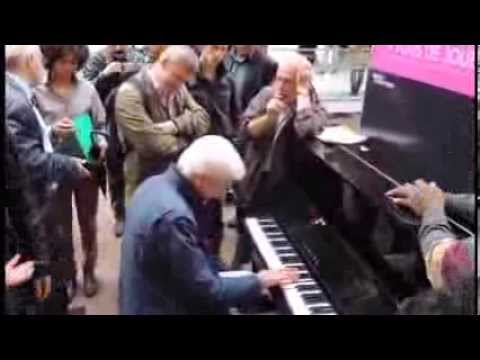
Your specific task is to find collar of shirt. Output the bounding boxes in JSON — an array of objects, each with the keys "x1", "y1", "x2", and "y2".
[
  {"x1": 231, "y1": 52, "x2": 251, "y2": 64},
  {"x1": 167, "y1": 165, "x2": 205, "y2": 212}
]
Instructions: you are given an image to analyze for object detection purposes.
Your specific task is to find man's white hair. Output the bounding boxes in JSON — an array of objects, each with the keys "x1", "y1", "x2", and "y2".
[
  {"x1": 159, "y1": 45, "x2": 199, "y2": 73},
  {"x1": 178, "y1": 136, "x2": 246, "y2": 182},
  {"x1": 275, "y1": 51, "x2": 311, "y2": 73},
  {"x1": 5, "y1": 45, "x2": 41, "y2": 71}
]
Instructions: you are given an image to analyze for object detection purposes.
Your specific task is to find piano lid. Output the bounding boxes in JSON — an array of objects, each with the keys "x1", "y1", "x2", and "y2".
[{"x1": 361, "y1": 46, "x2": 475, "y2": 195}]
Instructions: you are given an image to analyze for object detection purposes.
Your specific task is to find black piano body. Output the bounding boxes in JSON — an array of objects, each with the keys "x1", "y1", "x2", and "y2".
[
  {"x1": 245, "y1": 66, "x2": 474, "y2": 315},
  {"x1": 246, "y1": 135, "x2": 473, "y2": 315}
]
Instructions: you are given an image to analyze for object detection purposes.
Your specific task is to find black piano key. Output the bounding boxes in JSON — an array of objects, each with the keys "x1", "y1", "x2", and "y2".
[
  {"x1": 280, "y1": 256, "x2": 302, "y2": 264},
  {"x1": 296, "y1": 284, "x2": 320, "y2": 292},
  {"x1": 299, "y1": 273, "x2": 313, "y2": 281},
  {"x1": 276, "y1": 249, "x2": 296, "y2": 255},
  {"x1": 301, "y1": 293, "x2": 328, "y2": 304},
  {"x1": 310, "y1": 306, "x2": 335, "y2": 315},
  {"x1": 271, "y1": 241, "x2": 289, "y2": 247},
  {"x1": 261, "y1": 225, "x2": 281, "y2": 231},
  {"x1": 267, "y1": 234, "x2": 287, "y2": 239},
  {"x1": 286, "y1": 264, "x2": 307, "y2": 271}
]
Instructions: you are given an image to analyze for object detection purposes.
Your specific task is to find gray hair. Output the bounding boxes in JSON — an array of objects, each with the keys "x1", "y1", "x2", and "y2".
[
  {"x1": 178, "y1": 136, "x2": 246, "y2": 182},
  {"x1": 5, "y1": 45, "x2": 41, "y2": 71},
  {"x1": 159, "y1": 45, "x2": 199, "y2": 73}
]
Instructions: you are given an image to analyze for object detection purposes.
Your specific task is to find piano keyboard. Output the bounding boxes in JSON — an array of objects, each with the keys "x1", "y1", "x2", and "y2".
[{"x1": 246, "y1": 216, "x2": 337, "y2": 316}]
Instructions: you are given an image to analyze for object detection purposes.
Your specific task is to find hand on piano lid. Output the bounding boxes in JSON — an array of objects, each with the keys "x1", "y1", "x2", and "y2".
[
  {"x1": 386, "y1": 179, "x2": 445, "y2": 218},
  {"x1": 257, "y1": 268, "x2": 300, "y2": 290}
]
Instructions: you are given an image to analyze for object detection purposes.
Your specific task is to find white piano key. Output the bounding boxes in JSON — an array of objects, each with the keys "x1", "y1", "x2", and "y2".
[
  {"x1": 246, "y1": 217, "x2": 336, "y2": 316},
  {"x1": 264, "y1": 232, "x2": 285, "y2": 237},
  {"x1": 246, "y1": 218, "x2": 283, "y2": 269},
  {"x1": 283, "y1": 288, "x2": 312, "y2": 315},
  {"x1": 309, "y1": 303, "x2": 337, "y2": 315}
]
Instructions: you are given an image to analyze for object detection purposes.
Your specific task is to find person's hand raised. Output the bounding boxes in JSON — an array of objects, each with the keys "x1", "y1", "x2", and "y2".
[
  {"x1": 266, "y1": 98, "x2": 288, "y2": 120},
  {"x1": 5, "y1": 255, "x2": 34, "y2": 289},
  {"x1": 53, "y1": 117, "x2": 75, "y2": 141},
  {"x1": 297, "y1": 60, "x2": 313, "y2": 97}
]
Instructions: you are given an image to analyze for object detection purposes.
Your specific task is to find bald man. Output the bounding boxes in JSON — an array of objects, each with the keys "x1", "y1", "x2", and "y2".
[{"x1": 232, "y1": 53, "x2": 328, "y2": 269}]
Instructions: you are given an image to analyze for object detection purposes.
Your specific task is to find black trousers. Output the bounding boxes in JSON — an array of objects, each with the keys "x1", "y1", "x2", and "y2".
[
  {"x1": 198, "y1": 199, "x2": 224, "y2": 256},
  {"x1": 106, "y1": 151, "x2": 126, "y2": 222},
  {"x1": 5, "y1": 279, "x2": 68, "y2": 315}
]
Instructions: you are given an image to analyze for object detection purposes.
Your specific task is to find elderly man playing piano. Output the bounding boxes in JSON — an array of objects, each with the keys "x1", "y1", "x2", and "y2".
[
  {"x1": 232, "y1": 52, "x2": 328, "y2": 269},
  {"x1": 386, "y1": 180, "x2": 475, "y2": 314},
  {"x1": 119, "y1": 136, "x2": 299, "y2": 315}
]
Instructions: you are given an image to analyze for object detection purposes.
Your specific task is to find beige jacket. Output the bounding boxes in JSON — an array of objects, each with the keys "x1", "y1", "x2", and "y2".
[{"x1": 115, "y1": 68, "x2": 210, "y2": 202}]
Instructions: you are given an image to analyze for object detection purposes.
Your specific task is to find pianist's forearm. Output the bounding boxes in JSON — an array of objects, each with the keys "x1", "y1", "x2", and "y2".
[{"x1": 418, "y1": 206, "x2": 454, "y2": 258}]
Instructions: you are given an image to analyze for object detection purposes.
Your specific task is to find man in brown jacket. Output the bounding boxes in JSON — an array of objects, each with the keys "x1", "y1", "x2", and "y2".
[{"x1": 115, "y1": 45, "x2": 210, "y2": 204}]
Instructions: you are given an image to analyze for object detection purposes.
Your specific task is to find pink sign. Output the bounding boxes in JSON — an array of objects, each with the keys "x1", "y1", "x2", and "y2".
[{"x1": 371, "y1": 45, "x2": 475, "y2": 98}]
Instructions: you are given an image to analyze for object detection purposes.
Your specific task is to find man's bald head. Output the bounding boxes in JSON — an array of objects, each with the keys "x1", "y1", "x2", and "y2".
[
  {"x1": 6, "y1": 45, "x2": 46, "y2": 85},
  {"x1": 6, "y1": 45, "x2": 40, "y2": 70},
  {"x1": 276, "y1": 52, "x2": 312, "y2": 77},
  {"x1": 272, "y1": 52, "x2": 313, "y2": 104},
  {"x1": 151, "y1": 45, "x2": 199, "y2": 95}
]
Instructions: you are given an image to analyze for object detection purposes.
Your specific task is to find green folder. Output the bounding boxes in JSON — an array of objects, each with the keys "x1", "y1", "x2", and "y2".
[{"x1": 73, "y1": 113, "x2": 94, "y2": 161}]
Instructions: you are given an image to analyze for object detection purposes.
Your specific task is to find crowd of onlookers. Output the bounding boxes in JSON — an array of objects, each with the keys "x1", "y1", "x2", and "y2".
[{"x1": 4, "y1": 45, "x2": 476, "y2": 315}]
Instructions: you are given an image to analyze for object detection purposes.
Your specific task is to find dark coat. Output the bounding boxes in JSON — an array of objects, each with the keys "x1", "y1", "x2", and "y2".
[
  {"x1": 5, "y1": 125, "x2": 49, "y2": 262},
  {"x1": 4, "y1": 126, "x2": 47, "y2": 314},
  {"x1": 188, "y1": 64, "x2": 240, "y2": 140},
  {"x1": 5, "y1": 74, "x2": 81, "y2": 191},
  {"x1": 224, "y1": 50, "x2": 278, "y2": 113},
  {"x1": 120, "y1": 166, "x2": 262, "y2": 315}
]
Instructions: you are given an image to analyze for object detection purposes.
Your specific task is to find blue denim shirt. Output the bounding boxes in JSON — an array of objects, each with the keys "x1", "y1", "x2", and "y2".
[{"x1": 119, "y1": 165, "x2": 262, "y2": 315}]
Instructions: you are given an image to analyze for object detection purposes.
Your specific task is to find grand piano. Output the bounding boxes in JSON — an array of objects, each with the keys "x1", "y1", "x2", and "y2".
[{"x1": 244, "y1": 45, "x2": 476, "y2": 315}]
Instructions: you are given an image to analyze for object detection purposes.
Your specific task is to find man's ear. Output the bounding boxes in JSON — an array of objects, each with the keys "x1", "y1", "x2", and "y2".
[
  {"x1": 191, "y1": 174, "x2": 205, "y2": 191},
  {"x1": 25, "y1": 53, "x2": 39, "y2": 73},
  {"x1": 196, "y1": 174, "x2": 208, "y2": 188}
]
